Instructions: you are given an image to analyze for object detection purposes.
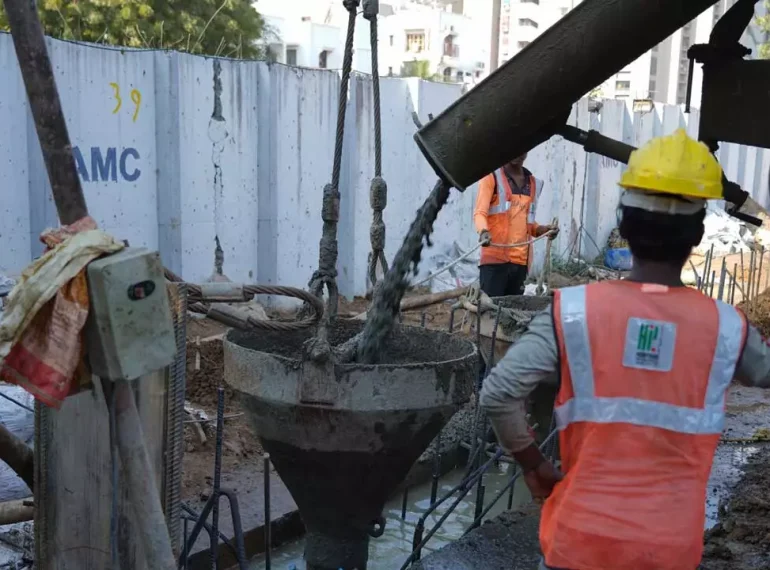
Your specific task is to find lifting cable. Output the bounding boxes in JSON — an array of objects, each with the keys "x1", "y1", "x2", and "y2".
[
  {"x1": 364, "y1": 0, "x2": 389, "y2": 292},
  {"x1": 306, "y1": 0, "x2": 360, "y2": 325}
]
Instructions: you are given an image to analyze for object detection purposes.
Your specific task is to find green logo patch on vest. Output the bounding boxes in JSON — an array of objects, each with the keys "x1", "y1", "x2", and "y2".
[{"x1": 623, "y1": 318, "x2": 677, "y2": 372}]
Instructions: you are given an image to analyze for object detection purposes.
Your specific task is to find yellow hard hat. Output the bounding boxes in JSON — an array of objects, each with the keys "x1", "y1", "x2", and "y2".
[{"x1": 618, "y1": 129, "x2": 723, "y2": 200}]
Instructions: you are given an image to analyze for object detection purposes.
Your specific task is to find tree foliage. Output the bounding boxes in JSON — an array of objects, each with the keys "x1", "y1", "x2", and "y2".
[
  {"x1": 0, "y1": 0, "x2": 266, "y2": 59},
  {"x1": 400, "y1": 59, "x2": 432, "y2": 79},
  {"x1": 755, "y1": 2, "x2": 770, "y2": 59}
]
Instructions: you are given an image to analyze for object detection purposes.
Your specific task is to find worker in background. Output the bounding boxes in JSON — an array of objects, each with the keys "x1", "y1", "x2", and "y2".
[
  {"x1": 479, "y1": 130, "x2": 770, "y2": 570},
  {"x1": 474, "y1": 153, "x2": 558, "y2": 297}
]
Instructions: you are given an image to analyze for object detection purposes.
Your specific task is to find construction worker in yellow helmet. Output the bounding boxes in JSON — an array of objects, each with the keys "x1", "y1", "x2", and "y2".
[{"x1": 479, "y1": 129, "x2": 770, "y2": 570}]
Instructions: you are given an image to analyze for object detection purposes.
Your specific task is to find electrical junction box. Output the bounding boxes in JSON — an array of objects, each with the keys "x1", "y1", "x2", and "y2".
[{"x1": 85, "y1": 248, "x2": 176, "y2": 381}]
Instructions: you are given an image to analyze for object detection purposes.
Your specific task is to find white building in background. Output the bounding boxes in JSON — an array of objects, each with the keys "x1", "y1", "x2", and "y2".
[
  {"x1": 255, "y1": 0, "x2": 490, "y2": 84},
  {"x1": 255, "y1": 0, "x2": 373, "y2": 73},
  {"x1": 378, "y1": 1, "x2": 489, "y2": 84},
  {"x1": 599, "y1": 0, "x2": 769, "y2": 106},
  {"x1": 482, "y1": 0, "x2": 574, "y2": 66}
]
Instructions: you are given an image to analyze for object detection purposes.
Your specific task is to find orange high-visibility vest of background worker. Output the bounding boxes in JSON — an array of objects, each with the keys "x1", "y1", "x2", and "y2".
[
  {"x1": 473, "y1": 153, "x2": 557, "y2": 298},
  {"x1": 479, "y1": 129, "x2": 770, "y2": 570}
]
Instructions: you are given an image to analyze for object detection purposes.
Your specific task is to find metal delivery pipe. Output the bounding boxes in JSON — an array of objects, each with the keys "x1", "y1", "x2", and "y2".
[{"x1": 414, "y1": 0, "x2": 720, "y2": 190}]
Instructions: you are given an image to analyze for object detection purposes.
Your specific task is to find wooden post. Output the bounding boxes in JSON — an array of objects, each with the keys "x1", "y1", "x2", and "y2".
[{"x1": 34, "y1": 285, "x2": 187, "y2": 568}]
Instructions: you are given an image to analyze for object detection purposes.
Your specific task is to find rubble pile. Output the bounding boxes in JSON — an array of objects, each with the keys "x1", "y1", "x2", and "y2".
[{"x1": 694, "y1": 206, "x2": 754, "y2": 256}]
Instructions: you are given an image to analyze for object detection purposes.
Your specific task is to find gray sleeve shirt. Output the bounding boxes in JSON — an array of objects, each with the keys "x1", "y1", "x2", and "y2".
[{"x1": 479, "y1": 307, "x2": 770, "y2": 455}]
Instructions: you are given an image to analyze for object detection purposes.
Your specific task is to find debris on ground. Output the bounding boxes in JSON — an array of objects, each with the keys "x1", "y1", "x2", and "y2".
[
  {"x1": 694, "y1": 206, "x2": 754, "y2": 256},
  {"x1": 738, "y1": 287, "x2": 770, "y2": 335},
  {"x1": 549, "y1": 258, "x2": 626, "y2": 287},
  {"x1": 700, "y1": 447, "x2": 770, "y2": 569},
  {"x1": 0, "y1": 275, "x2": 15, "y2": 313},
  {"x1": 182, "y1": 332, "x2": 263, "y2": 501},
  {"x1": 413, "y1": 241, "x2": 480, "y2": 294},
  {"x1": 699, "y1": 296, "x2": 770, "y2": 569},
  {"x1": 607, "y1": 228, "x2": 629, "y2": 250},
  {"x1": 0, "y1": 521, "x2": 34, "y2": 568}
]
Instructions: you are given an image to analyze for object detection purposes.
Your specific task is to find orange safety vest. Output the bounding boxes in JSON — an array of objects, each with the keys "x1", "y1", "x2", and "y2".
[
  {"x1": 479, "y1": 168, "x2": 543, "y2": 268},
  {"x1": 543, "y1": 281, "x2": 747, "y2": 570}
]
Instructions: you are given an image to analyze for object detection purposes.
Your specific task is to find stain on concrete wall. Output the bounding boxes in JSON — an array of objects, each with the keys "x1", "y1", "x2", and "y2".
[{"x1": 2, "y1": 33, "x2": 769, "y2": 297}]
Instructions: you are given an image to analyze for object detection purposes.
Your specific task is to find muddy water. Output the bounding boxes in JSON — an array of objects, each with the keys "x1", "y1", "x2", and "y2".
[
  {"x1": 248, "y1": 462, "x2": 532, "y2": 570},
  {"x1": 0, "y1": 384, "x2": 34, "y2": 502},
  {"x1": 0, "y1": 384, "x2": 34, "y2": 567}
]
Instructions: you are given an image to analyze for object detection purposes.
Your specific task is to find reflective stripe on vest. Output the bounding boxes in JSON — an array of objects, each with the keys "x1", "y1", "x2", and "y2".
[
  {"x1": 555, "y1": 285, "x2": 743, "y2": 434},
  {"x1": 488, "y1": 170, "x2": 510, "y2": 215},
  {"x1": 488, "y1": 170, "x2": 543, "y2": 217}
]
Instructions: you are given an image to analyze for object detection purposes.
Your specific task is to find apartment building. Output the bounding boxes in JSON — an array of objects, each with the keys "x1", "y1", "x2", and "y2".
[
  {"x1": 378, "y1": 1, "x2": 489, "y2": 83},
  {"x1": 599, "y1": 0, "x2": 768, "y2": 106},
  {"x1": 256, "y1": 0, "x2": 373, "y2": 73},
  {"x1": 256, "y1": 0, "x2": 488, "y2": 83}
]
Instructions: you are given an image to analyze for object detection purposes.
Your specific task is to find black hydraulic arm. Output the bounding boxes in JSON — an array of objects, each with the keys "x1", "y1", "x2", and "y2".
[{"x1": 559, "y1": 125, "x2": 762, "y2": 226}]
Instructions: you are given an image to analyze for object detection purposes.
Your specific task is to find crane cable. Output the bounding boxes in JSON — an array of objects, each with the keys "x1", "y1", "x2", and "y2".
[
  {"x1": 364, "y1": 0, "x2": 389, "y2": 292},
  {"x1": 305, "y1": 0, "x2": 360, "y2": 326}
]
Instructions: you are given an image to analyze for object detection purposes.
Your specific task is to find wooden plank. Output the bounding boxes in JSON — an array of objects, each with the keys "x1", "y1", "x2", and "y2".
[
  {"x1": 35, "y1": 284, "x2": 185, "y2": 569},
  {"x1": 35, "y1": 372, "x2": 168, "y2": 569}
]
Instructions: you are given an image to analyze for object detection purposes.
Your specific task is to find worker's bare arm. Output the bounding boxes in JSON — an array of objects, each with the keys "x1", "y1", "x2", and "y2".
[
  {"x1": 734, "y1": 326, "x2": 770, "y2": 388},
  {"x1": 479, "y1": 309, "x2": 558, "y2": 454}
]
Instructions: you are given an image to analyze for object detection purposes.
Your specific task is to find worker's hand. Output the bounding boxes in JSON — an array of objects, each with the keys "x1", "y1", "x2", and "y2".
[
  {"x1": 478, "y1": 229, "x2": 492, "y2": 247},
  {"x1": 523, "y1": 460, "x2": 564, "y2": 502},
  {"x1": 538, "y1": 225, "x2": 559, "y2": 240}
]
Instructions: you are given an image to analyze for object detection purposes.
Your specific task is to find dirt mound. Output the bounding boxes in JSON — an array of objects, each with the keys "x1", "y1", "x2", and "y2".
[
  {"x1": 186, "y1": 339, "x2": 234, "y2": 408},
  {"x1": 182, "y1": 332, "x2": 264, "y2": 501},
  {"x1": 738, "y1": 288, "x2": 770, "y2": 337},
  {"x1": 701, "y1": 447, "x2": 770, "y2": 569}
]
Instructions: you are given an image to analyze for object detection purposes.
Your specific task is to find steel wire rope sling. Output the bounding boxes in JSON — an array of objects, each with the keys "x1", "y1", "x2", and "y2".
[
  {"x1": 364, "y1": 0, "x2": 389, "y2": 293},
  {"x1": 303, "y1": 0, "x2": 360, "y2": 335}
]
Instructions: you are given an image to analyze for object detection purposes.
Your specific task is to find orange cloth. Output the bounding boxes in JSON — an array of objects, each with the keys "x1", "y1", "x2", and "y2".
[
  {"x1": 0, "y1": 217, "x2": 122, "y2": 408},
  {"x1": 542, "y1": 281, "x2": 747, "y2": 570},
  {"x1": 473, "y1": 168, "x2": 542, "y2": 267}
]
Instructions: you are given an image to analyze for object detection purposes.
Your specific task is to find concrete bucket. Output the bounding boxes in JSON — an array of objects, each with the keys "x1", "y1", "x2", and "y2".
[{"x1": 224, "y1": 321, "x2": 477, "y2": 569}]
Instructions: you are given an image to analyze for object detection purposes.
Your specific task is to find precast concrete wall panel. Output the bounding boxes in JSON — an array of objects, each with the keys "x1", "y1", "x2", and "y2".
[
  {"x1": 2, "y1": 34, "x2": 770, "y2": 298},
  {"x1": 173, "y1": 55, "x2": 261, "y2": 283},
  {"x1": 23, "y1": 38, "x2": 159, "y2": 258},
  {"x1": 0, "y1": 35, "x2": 30, "y2": 275},
  {"x1": 268, "y1": 64, "x2": 338, "y2": 293}
]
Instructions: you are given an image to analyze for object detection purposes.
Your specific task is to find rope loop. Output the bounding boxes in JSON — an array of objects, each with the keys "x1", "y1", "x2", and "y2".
[
  {"x1": 163, "y1": 268, "x2": 324, "y2": 332},
  {"x1": 308, "y1": 270, "x2": 340, "y2": 321},
  {"x1": 362, "y1": 0, "x2": 378, "y2": 20},
  {"x1": 343, "y1": 0, "x2": 360, "y2": 12}
]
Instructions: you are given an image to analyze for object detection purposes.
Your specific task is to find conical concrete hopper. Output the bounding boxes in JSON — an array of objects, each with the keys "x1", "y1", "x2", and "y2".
[{"x1": 224, "y1": 321, "x2": 477, "y2": 569}]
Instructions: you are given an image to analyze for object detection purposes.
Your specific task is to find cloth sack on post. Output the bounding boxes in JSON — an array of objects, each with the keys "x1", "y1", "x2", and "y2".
[{"x1": 0, "y1": 216, "x2": 124, "y2": 408}]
